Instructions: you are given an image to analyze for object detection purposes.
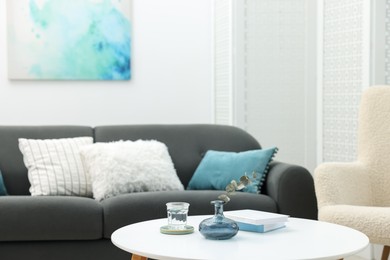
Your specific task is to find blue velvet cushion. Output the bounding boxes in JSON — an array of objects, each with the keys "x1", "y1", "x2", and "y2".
[
  {"x1": 0, "y1": 170, "x2": 8, "y2": 196},
  {"x1": 187, "y1": 147, "x2": 278, "y2": 193}
]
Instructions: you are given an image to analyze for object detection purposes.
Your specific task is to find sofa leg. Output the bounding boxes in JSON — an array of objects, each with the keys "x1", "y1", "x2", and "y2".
[
  {"x1": 382, "y1": 245, "x2": 390, "y2": 260},
  {"x1": 131, "y1": 254, "x2": 148, "y2": 260}
]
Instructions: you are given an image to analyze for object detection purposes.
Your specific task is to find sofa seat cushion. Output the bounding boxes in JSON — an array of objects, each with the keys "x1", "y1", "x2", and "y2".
[
  {"x1": 101, "y1": 190, "x2": 277, "y2": 238},
  {"x1": 0, "y1": 196, "x2": 103, "y2": 241}
]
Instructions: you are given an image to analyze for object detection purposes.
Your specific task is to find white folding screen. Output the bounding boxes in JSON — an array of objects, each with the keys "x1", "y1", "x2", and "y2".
[
  {"x1": 235, "y1": 0, "x2": 311, "y2": 168},
  {"x1": 371, "y1": 0, "x2": 390, "y2": 85},
  {"x1": 319, "y1": 0, "x2": 370, "y2": 162},
  {"x1": 214, "y1": 0, "x2": 233, "y2": 125},
  {"x1": 214, "y1": 0, "x2": 316, "y2": 171},
  {"x1": 386, "y1": 0, "x2": 390, "y2": 84},
  {"x1": 214, "y1": 0, "x2": 371, "y2": 169}
]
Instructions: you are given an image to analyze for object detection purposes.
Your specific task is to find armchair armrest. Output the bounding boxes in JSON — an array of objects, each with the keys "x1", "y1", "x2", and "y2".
[
  {"x1": 314, "y1": 162, "x2": 372, "y2": 208},
  {"x1": 264, "y1": 161, "x2": 317, "y2": 219}
]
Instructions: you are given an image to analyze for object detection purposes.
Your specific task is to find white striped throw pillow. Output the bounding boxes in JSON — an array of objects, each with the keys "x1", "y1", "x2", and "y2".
[{"x1": 18, "y1": 137, "x2": 93, "y2": 196}]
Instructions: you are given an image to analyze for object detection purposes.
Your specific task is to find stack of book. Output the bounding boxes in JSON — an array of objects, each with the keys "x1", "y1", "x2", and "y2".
[{"x1": 224, "y1": 209, "x2": 289, "y2": 233}]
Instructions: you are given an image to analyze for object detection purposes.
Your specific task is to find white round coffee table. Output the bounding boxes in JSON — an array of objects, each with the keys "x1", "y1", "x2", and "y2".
[{"x1": 111, "y1": 215, "x2": 369, "y2": 260}]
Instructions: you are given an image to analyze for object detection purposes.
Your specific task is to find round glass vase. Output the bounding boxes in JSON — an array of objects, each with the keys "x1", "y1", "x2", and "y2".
[{"x1": 199, "y1": 200, "x2": 239, "y2": 240}]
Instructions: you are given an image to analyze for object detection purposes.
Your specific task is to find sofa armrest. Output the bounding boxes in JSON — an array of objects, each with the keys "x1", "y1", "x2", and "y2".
[
  {"x1": 314, "y1": 162, "x2": 372, "y2": 208},
  {"x1": 264, "y1": 161, "x2": 317, "y2": 219}
]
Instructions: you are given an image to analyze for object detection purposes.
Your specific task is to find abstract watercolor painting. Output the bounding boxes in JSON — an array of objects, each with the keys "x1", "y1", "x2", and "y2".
[{"x1": 7, "y1": 0, "x2": 131, "y2": 80}]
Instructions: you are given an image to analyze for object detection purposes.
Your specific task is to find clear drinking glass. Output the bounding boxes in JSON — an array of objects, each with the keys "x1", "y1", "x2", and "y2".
[{"x1": 166, "y1": 202, "x2": 190, "y2": 230}]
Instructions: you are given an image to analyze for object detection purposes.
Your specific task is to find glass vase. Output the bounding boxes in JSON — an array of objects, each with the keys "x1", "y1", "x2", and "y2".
[{"x1": 199, "y1": 200, "x2": 239, "y2": 240}]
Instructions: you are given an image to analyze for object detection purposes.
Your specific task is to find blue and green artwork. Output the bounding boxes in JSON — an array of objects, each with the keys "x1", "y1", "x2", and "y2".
[{"x1": 7, "y1": 0, "x2": 131, "y2": 80}]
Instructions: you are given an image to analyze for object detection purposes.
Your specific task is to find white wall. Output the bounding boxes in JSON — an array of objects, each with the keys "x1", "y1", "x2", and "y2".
[{"x1": 0, "y1": 0, "x2": 213, "y2": 126}]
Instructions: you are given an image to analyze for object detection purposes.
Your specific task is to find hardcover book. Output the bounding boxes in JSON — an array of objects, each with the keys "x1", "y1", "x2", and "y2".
[
  {"x1": 224, "y1": 209, "x2": 289, "y2": 225},
  {"x1": 236, "y1": 221, "x2": 286, "y2": 233}
]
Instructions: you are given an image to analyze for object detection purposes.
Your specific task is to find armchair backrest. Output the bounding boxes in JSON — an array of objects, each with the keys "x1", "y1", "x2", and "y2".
[{"x1": 357, "y1": 86, "x2": 390, "y2": 206}]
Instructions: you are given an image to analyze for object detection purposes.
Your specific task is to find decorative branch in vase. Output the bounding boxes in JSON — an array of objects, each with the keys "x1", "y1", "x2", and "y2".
[
  {"x1": 199, "y1": 172, "x2": 258, "y2": 240},
  {"x1": 217, "y1": 172, "x2": 258, "y2": 204}
]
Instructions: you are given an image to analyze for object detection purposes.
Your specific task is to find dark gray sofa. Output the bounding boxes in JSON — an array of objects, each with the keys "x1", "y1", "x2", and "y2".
[{"x1": 0, "y1": 124, "x2": 317, "y2": 260}]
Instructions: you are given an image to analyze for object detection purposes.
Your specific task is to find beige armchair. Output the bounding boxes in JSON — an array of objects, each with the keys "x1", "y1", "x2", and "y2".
[{"x1": 314, "y1": 86, "x2": 390, "y2": 260}]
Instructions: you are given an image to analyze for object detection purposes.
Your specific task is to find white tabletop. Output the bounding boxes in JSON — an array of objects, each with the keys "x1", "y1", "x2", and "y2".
[{"x1": 111, "y1": 215, "x2": 369, "y2": 260}]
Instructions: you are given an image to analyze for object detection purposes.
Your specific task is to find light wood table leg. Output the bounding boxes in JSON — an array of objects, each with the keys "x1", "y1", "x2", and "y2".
[
  {"x1": 382, "y1": 245, "x2": 390, "y2": 260},
  {"x1": 131, "y1": 254, "x2": 148, "y2": 260}
]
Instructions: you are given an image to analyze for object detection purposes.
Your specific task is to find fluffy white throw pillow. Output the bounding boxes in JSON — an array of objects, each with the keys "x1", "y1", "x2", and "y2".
[
  {"x1": 80, "y1": 140, "x2": 184, "y2": 201},
  {"x1": 19, "y1": 137, "x2": 93, "y2": 196}
]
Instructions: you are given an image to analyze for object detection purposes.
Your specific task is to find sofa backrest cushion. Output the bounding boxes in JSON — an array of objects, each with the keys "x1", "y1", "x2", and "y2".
[
  {"x1": 94, "y1": 124, "x2": 261, "y2": 188},
  {"x1": 0, "y1": 126, "x2": 93, "y2": 195}
]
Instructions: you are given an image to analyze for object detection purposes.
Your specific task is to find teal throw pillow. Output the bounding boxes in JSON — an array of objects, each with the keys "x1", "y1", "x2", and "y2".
[
  {"x1": 0, "y1": 170, "x2": 8, "y2": 196},
  {"x1": 187, "y1": 147, "x2": 278, "y2": 193}
]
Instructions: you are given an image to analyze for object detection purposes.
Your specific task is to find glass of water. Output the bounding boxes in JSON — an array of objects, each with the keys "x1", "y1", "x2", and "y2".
[{"x1": 166, "y1": 202, "x2": 190, "y2": 230}]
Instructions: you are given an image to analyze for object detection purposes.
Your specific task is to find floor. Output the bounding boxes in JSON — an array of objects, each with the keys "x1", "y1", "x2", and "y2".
[{"x1": 344, "y1": 244, "x2": 385, "y2": 260}]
